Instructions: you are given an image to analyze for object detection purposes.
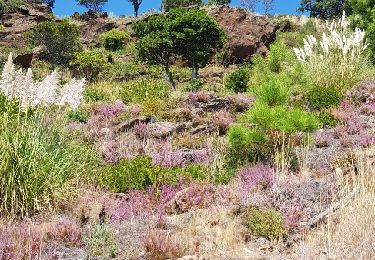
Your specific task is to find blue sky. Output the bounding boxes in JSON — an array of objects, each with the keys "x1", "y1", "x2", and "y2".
[{"x1": 53, "y1": 0, "x2": 302, "y2": 17}]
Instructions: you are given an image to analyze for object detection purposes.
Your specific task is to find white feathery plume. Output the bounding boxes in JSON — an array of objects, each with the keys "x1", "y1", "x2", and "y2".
[
  {"x1": 57, "y1": 78, "x2": 86, "y2": 110},
  {"x1": 0, "y1": 53, "x2": 15, "y2": 98}
]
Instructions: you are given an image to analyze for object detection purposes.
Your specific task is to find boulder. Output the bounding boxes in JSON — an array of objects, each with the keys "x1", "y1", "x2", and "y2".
[
  {"x1": 0, "y1": 1, "x2": 52, "y2": 48},
  {"x1": 207, "y1": 6, "x2": 278, "y2": 63}
]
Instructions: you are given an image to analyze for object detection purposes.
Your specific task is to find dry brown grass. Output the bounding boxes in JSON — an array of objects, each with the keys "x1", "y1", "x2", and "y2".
[{"x1": 298, "y1": 149, "x2": 375, "y2": 259}]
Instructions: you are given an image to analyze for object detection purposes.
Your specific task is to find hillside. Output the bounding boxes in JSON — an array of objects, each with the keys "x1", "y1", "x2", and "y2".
[{"x1": 0, "y1": 0, "x2": 374, "y2": 259}]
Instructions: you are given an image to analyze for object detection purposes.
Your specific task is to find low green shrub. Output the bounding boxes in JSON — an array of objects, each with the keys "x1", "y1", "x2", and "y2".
[
  {"x1": 307, "y1": 86, "x2": 343, "y2": 110},
  {"x1": 0, "y1": 0, "x2": 23, "y2": 16},
  {"x1": 246, "y1": 207, "x2": 287, "y2": 240},
  {"x1": 70, "y1": 50, "x2": 110, "y2": 82},
  {"x1": 68, "y1": 108, "x2": 88, "y2": 123},
  {"x1": 317, "y1": 111, "x2": 340, "y2": 128},
  {"x1": 100, "y1": 156, "x2": 161, "y2": 193},
  {"x1": 100, "y1": 29, "x2": 130, "y2": 51},
  {"x1": 252, "y1": 77, "x2": 289, "y2": 107},
  {"x1": 84, "y1": 224, "x2": 117, "y2": 258},
  {"x1": 267, "y1": 40, "x2": 295, "y2": 73},
  {"x1": 224, "y1": 67, "x2": 250, "y2": 93}
]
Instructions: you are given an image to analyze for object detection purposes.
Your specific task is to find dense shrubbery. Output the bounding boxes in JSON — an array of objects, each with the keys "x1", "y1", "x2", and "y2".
[
  {"x1": 224, "y1": 67, "x2": 250, "y2": 93},
  {"x1": 120, "y1": 78, "x2": 169, "y2": 104},
  {"x1": 71, "y1": 49, "x2": 111, "y2": 82},
  {"x1": 100, "y1": 29, "x2": 129, "y2": 51},
  {"x1": 0, "y1": 0, "x2": 22, "y2": 16},
  {"x1": 246, "y1": 207, "x2": 287, "y2": 240},
  {"x1": 26, "y1": 20, "x2": 82, "y2": 66},
  {"x1": 161, "y1": 0, "x2": 202, "y2": 11}
]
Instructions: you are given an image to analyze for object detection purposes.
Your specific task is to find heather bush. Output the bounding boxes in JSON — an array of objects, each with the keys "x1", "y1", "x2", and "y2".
[
  {"x1": 100, "y1": 29, "x2": 130, "y2": 51},
  {"x1": 246, "y1": 207, "x2": 287, "y2": 240},
  {"x1": 144, "y1": 230, "x2": 182, "y2": 260},
  {"x1": 224, "y1": 67, "x2": 250, "y2": 93},
  {"x1": 26, "y1": 20, "x2": 82, "y2": 66},
  {"x1": 70, "y1": 49, "x2": 110, "y2": 82}
]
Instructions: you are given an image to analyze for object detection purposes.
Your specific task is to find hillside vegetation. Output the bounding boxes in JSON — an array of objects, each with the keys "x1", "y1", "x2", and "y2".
[{"x1": 0, "y1": 0, "x2": 375, "y2": 259}]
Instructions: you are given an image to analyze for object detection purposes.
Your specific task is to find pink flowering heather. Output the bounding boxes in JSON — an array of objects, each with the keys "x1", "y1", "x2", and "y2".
[
  {"x1": 147, "y1": 141, "x2": 186, "y2": 168},
  {"x1": 212, "y1": 110, "x2": 235, "y2": 133},
  {"x1": 127, "y1": 104, "x2": 142, "y2": 116},
  {"x1": 49, "y1": 216, "x2": 82, "y2": 246},
  {"x1": 346, "y1": 120, "x2": 363, "y2": 135},
  {"x1": 144, "y1": 229, "x2": 182, "y2": 259},
  {"x1": 0, "y1": 222, "x2": 45, "y2": 260},
  {"x1": 101, "y1": 140, "x2": 121, "y2": 164},
  {"x1": 235, "y1": 164, "x2": 274, "y2": 203},
  {"x1": 359, "y1": 133, "x2": 375, "y2": 147},
  {"x1": 133, "y1": 122, "x2": 150, "y2": 139},
  {"x1": 333, "y1": 124, "x2": 346, "y2": 139},
  {"x1": 280, "y1": 204, "x2": 304, "y2": 230},
  {"x1": 314, "y1": 131, "x2": 332, "y2": 148},
  {"x1": 229, "y1": 93, "x2": 255, "y2": 111},
  {"x1": 360, "y1": 102, "x2": 375, "y2": 115},
  {"x1": 92, "y1": 100, "x2": 125, "y2": 118},
  {"x1": 187, "y1": 90, "x2": 214, "y2": 103}
]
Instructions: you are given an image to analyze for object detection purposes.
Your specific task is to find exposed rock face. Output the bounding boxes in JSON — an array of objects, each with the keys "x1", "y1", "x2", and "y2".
[
  {"x1": 0, "y1": 1, "x2": 52, "y2": 47},
  {"x1": 207, "y1": 6, "x2": 278, "y2": 63}
]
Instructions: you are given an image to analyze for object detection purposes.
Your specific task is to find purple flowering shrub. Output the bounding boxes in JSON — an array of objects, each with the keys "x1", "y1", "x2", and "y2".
[
  {"x1": 48, "y1": 217, "x2": 82, "y2": 246},
  {"x1": 314, "y1": 131, "x2": 332, "y2": 147}
]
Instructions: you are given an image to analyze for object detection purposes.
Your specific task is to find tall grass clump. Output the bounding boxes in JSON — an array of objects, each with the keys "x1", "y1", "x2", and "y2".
[
  {"x1": 293, "y1": 12, "x2": 370, "y2": 93},
  {"x1": 0, "y1": 53, "x2": 93, "y2": 217}
]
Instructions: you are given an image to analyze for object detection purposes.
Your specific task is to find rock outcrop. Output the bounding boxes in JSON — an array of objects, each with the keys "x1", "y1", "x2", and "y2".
[
  {"x1": 207, "y1": 6, "x2": 278, "y2": 63},
  {"x1": 0, "y1": 1, "x2": 52, "y2": 47}
]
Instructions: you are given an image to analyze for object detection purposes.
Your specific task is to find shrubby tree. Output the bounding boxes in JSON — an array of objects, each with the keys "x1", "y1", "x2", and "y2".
[
  {"x1": 128, "y1": 0, "x2": 142, "y2": 17},
  {"x1": 26, "y1": 20, "x2": 82, "y2": 66},
  {"x1": 169, "y1": 8, "x2": 225, "y2": 79},
  {"x1": 161, "y1": 0, "x2": 202, "y2": 12},
  {"x1": 76, "y1": 0, "x2": 108, "y2": 12},
  {"x1": 134, "y1": 8, "x2": 225, "y2": 86},
  {"x1": 299, "y1": 0, "x2": 350, "y2": 19},
  {"x1": 133, "y1": 14, "x2": 176, "y2": 88}
]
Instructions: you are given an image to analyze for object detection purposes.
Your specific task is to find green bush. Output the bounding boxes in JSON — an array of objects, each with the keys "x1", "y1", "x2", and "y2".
[
  {"x1": 246, "y1": 207, "x2": 287, "y2": 240},
  {"x1": 120, "y1": 78, "x2": 169, "y2": 104},
  {"x1": 100, "y1": 156, "x2": 161, "y2": 193},
  {"x1": 162, "y1": 0, "x2": 202, "y2": 11},
  {"x1": 100, "y1": 29, "x2": 130, "y2": 51},
  {"x1": 307, "y1": 86, "x2": 343, "y2": 110},
  {"x1": 317, "y1": 111, "x2": 340, "y2": 128},
  {"x1": 26, "y1": 20, "x2": 82, "y2": 66},
  {"x1": 0, "y1": 112, "x2": 95, "y2": 217},
  {"x1": 224, "y1": 68, "x2": 250, "y2": 93},
  {"x1": 267, "y1": 40, "x2": 295, "y2": 73},
  {"x1": 68, "y1": 108, "x2": 88, "y2": 123},
  {"x1": 70, "y1": 49, "x2": 110, "y2": 82},
  {"x1": 252, "y1": 77, "x2": 289, "y2": 107}
]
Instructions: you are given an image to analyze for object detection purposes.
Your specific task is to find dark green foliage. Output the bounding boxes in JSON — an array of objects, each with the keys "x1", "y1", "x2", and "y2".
[
  {"x1": 307, "y1": 87, "x2": 343, "y2": 110},
  {"x1": 299, "y1": 0, "x2": 351, "y2": 19},
  {"x1": 26, "y1": 20, "x2": 82, "y2": 66},
  {"x1": 169, "y1": 8, "x2": 226, "y2": 79},
  {"x1": 84, "y1": 88, "x2": 106, "y2": 102},
  {"x1": 0, "y1": 0, "x2": 22, "y2": 16},
  {"x1": 70, "y1": 50, "x2": 110, "y2": 82},
  {"x1": 246, "y1": 208, "x2": 287, "y2": 240},
  {"x1": 100, "y1": 29, "x2": 129, "y2": 51},
  {"x1": 100, "y1": 156, "x2": 162, "y2": 193},
  {"x1": 133, "y1": 14, "x2": 176, "y2": 88},
  {"x1": 68, "y1": 109, "x2": 88, "y2": 123},
  {"x1": 208, "y1": 0, "x2": 231, "y2": 4},
  {"x1": 76, "y1": 0, "x2": 108, "y2": 12},
  {"x1": 318, "y1": 111, "x2": 340, "y2": 128},
  {"x1": 187, "y1": 79, "x2": 204, "y2": 91},
  {"x1": 162, "y1": 0, "x2": 202, "y2": 12},
  {"x1": 225, "y1": 68, "x2": 250, "y2": 93}
]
